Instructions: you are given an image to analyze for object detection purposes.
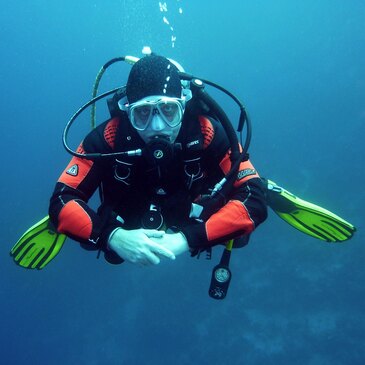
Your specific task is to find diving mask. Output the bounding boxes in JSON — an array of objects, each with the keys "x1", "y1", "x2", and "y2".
[{"x1": 119, "y1": 90, "x2": 192, "y2": 131}]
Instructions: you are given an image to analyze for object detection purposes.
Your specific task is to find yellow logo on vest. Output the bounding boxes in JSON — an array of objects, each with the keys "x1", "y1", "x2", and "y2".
[{"x1": 66, "y1": 164, "x2": 79, "y2": 176}]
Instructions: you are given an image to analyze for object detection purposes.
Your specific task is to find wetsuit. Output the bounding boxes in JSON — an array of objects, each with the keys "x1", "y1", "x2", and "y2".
[{"x1": 49, "y1": 113, "x2": 267, "y2": 254}]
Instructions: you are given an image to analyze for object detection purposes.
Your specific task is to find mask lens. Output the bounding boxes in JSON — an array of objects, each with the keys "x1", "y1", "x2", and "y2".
[
  {"x1": 130, "y1": 104, "x2": 153, "y2": 130},
  {"x1": 158, "y1": 101, "x2": 182, "y2": 127}
]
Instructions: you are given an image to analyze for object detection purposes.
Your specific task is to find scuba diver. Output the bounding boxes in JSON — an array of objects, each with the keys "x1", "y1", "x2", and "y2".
[
  {"x1": 50, "y1": 54, "x2": 268, "y2": 265},
  {"x1": 11, "y1": 50, "x2": 356, "y2": 299}
]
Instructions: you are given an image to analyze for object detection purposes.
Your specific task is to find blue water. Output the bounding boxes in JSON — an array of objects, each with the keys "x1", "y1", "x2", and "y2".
[{"x1": 1, "y1": 1, "x2": 364, "y2": 364}]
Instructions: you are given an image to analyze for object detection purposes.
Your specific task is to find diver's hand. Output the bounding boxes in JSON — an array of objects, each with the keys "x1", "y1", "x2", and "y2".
[
  {"x1": 153, "y1": 232, "x2": 189, "y2": 256},
  {"x1": 108, "y1": 228, "x2": 176, "y2": 265}
]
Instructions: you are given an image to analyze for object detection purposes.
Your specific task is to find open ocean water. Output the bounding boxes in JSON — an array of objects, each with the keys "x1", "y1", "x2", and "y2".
[{"x1": 1, "y1": 1, "x2": 364, "y2": 364}]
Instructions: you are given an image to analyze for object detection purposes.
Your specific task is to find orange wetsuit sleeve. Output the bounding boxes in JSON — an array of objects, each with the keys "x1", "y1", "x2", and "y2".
[
  {"x1": 49, "y1": 145, "x2": 107, "y2": 245},
  {"x1": 49, "y1": 119, "x2": 121, "y2": 246}
]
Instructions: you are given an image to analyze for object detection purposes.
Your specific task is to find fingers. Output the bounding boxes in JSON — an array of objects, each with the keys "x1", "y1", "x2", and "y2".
[
  {"x1": 144, "y1": 229, "x2": 165, "y2": 239},
  {"x1": 113, "y1": 229, "x2": 175, "y2": 266},
  {"x1": 141, "y1": 251, "x2": 161, "y2": 266},
  {"x1": 138, "y1": 245, "x2": 174, "y2": 266},
  {"x1": 144, "y1": 230, "x2": 176, "y2": 260},
  {"x1": 148, "y1": 241, "x2": 176, "y2": 260}
]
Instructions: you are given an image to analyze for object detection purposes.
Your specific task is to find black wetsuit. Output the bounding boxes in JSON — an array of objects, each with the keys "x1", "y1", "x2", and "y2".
[{"x1": 49, "y1": 113, "x2": 267, "y2": 253}]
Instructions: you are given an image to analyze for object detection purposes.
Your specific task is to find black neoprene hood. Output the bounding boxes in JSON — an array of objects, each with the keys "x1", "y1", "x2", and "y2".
[{"x1": 126, "y1": 55, "x2": 182, "y2": 104}]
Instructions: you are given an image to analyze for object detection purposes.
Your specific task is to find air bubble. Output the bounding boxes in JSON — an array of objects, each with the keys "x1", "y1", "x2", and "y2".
[
  {"x1": 159, "y1": 2, "x2": 167, "y2": 11},
  {"x1": 158, "y1": 1, "x2": 184, "y2": 48}
]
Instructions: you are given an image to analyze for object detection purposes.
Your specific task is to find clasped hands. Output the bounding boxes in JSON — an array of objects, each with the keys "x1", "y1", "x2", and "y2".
[{"x1": 108, "y1": 227, "x2": 189, "y2": 266}]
